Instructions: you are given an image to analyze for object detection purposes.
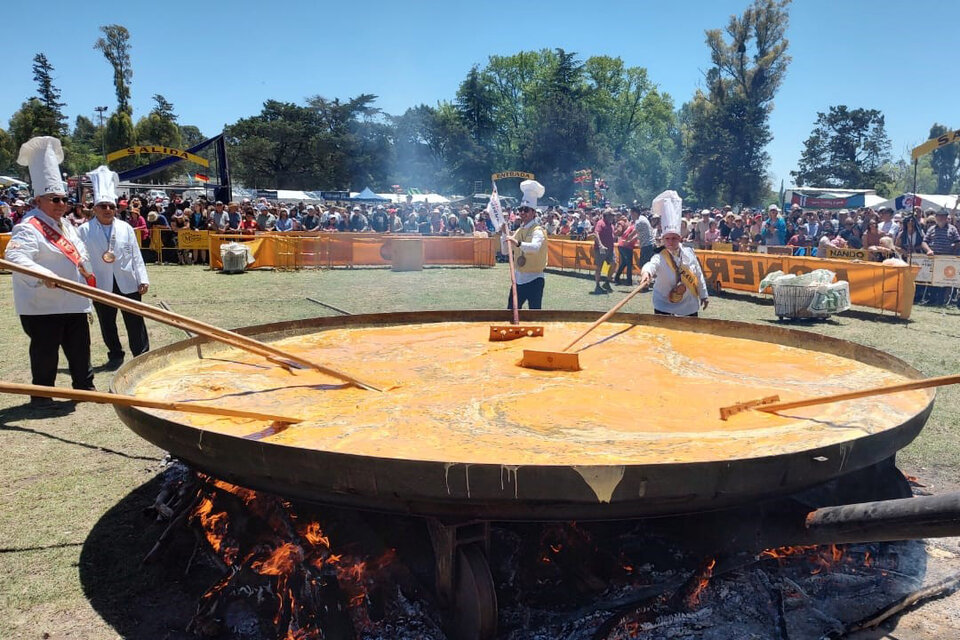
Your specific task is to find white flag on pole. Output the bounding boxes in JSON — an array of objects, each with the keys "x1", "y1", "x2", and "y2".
[{"x1": 487, "y1": 182, "x2": 506, "y2": 231}]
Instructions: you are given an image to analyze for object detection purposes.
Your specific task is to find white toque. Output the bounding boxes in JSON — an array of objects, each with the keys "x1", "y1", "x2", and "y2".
[
  {"x1": 652, "y1": 190, "x2": 683, "y2": 236},
  {"x1": 519, "y1": 179, "x2": 545, "y2": 210},
  {"x1": 87, "y1": 165, "x2": 120, "y2": 205},
  {"x1": 17, "y1": 136, "x2": 66, "y2": 196}
]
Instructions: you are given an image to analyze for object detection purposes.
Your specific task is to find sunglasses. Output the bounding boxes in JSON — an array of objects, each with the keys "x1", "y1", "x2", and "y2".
[
  {"x1": 46, "y1": 196, "x2": 69, "y2": 204},
  {"x1": 97, "y1": 203, "x2": 117, "y2": 210}
]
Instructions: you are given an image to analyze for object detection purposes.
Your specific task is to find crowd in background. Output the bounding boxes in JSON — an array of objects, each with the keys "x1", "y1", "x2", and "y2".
[{"x1": 2, "y1": 186, "x2": 957, "y2": 284}]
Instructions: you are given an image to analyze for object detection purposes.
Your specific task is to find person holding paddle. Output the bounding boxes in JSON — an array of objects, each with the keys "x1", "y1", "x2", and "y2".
[
  {"x1": 6, "y1": 137, "x2": 95, "y2": 407},
  {"x1": 637, "y1": 190, "x2": 709, "y2": 317},
  {"x1": 502, "y1": 180, "x2": 548, "y2": 310}
]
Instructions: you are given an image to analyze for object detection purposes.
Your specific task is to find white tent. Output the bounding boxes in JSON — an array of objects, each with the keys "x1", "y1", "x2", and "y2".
[
  {"x1": 370, "y1": 193, "x2": 451, "y2": 205},
  {"x1": 871, "y1": 193, "x2": 959, "y2": 213}
]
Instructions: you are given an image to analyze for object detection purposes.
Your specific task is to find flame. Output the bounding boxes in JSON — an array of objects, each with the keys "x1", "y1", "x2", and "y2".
[
  {"x1": 190, "y1": 496, "x2": 238, "y2": 565},
  {"x1": 252, "y1": 542, "x2": 304, "y2": 576},
  {"x1": 761, "y1": 544, "x2": 855, "y2": 575},
  {"x1": 685, "y1": 558, "x2": 716, "y2": 608}
]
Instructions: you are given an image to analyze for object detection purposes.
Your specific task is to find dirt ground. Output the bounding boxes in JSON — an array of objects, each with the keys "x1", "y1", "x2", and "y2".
[{"x1": 1, "y1": 263, "x2": 958, "y2": 639}]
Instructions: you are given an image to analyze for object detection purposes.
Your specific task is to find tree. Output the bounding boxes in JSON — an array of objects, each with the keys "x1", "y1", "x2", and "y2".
[
  {"x1": 65, "y1": 115, "x2": 103, "y2": 175},
  {"x1": 0, "y1": 128, "x2": 17, "y2": 175},
  {"x1": 31, "y1": 53, "x2": 67, "y2": 136},
  {"x1": 94, "y1": 25, "x2": 133, "y2": 115},
  {"x1": 521, "y1": 49, "x2": 595, "y2": 199},
  {"x1": 928, "y1": 123, "x2": 959, "y2": 194},
  {"x1": 151, "y1": 94, "x2": 178, "y2": 122},
  {"x1": 179, "y1": 125, "x2": 205, "y2": 148},
  {"x1": 104, "y1": 110, "x2": 136, "y2": 171},
  {"x1": 792, "y1": 106, "x2": 891, "y2": 190},
  {"x1": 683, "y1": 0, "x2": 791, "y2": 205}
]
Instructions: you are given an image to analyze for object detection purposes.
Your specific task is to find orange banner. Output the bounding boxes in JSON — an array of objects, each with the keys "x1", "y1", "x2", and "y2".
[
  {"x1": 546, "y1": 240, "x2": 918, "y2": 317},
  {"x1": 207, "y1": 233, "x2": 496, "y2": 270},
  {"x1": 0, "y1": 233, "x2": 10, "y2": 259}
]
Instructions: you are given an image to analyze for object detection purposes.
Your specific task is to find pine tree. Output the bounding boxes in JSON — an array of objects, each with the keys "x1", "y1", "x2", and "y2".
[{"x1": 31, "y1": 53, "x2": 67, "y2": 136}]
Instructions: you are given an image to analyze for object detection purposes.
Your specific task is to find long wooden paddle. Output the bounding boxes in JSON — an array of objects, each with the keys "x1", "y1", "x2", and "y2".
[
  {"x1": 520, "y1": 280, "x2": 648, "y2": 371},
  {"x1": 0, "y1": 381, "x2": 303, "y2": 424},
  {"x1": 0, "y1": 258, "x2": 381, "y2": 391},
  {"x1": 719, "y1": 373, "x2": 958, "y2": 420}
]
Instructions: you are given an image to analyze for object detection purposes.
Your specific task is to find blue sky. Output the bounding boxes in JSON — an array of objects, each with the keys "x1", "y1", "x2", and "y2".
[{"x1": 4, "y1": 0, "x2": 955, "y2": 190}]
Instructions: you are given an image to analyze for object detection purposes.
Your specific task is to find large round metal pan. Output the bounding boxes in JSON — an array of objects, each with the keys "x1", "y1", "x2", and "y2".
[{"x1": 111, "y1": 311, "x2": 933, "y2": 521}]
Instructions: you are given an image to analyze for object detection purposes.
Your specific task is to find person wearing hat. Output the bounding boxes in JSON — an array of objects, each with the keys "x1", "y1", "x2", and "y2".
[
  {"x1": 923, "y1": 209, "x2": 960, "y2": 305},
  {"x1": 78, "y1": 166, "x2": 150, "y2": 369},
  {"x1": 637, "y1": 190, "x2": 709, "y2": 317},
  {"x1": 502, "y1": 180, "x2": 548, "y2": 309},
  {"x1": 5, "y1": 137, "x2": 96, "y2": 406},
  {"x1": 761, "y1": 204, "x2": 786, "y2": 246}
]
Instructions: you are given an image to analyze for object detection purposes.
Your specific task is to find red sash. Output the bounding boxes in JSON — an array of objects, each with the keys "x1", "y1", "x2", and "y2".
[{"x1": 27, "y1": 216, "x2": 97, "y2": 287}]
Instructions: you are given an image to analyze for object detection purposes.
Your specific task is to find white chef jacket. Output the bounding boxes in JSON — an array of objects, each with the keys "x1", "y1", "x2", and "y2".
[
  {"x1": 640, "y1": 246, "x2": 709, "y2": 316},
  {"x1": 5, "y1": 209, "x2": 94, "y2": 315},
  {"x1": 78, "y1": 218, "x2": 149, "y2": 295},
  {"x1": 500, "y1": 217, "x2": 546, "y2": 285}
]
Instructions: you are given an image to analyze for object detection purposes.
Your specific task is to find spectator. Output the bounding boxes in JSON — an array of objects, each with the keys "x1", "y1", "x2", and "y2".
[
  {"x1": 761, "y1": 204, "x2": 786, "y2": 246},
  {"x1": 614, "y1": 213, "x2": 637, "y2": 285},
  {"x1": 592, "y1": 208, "x2": 617, "y2": 294},
  {"x1": 222, "y1": 203, "x2": 242, "y2": 232},
  {"x1": 862, "y1": 220, "x2": 882, "y2": 248},
  {"x1": 0, "y1": 204, "x2": 13, "y2": 233},
  {"x1": 703, "y1": 219, "x2": 721, "y2": 245},
  {"x1": 240, "y1": 210, "x2": 258, "y2": 235},
  {"x1": 839, "y1": 217, "x2": 862, "y2": 249},
  {"x1": 275, "y1": 208, "x2": 295, "y2": 232},
  {"x1": 924, "y1": 210, "x2": 960, "y2": 256}
]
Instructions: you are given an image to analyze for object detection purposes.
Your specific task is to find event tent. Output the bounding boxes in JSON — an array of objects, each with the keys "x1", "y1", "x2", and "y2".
[
  {"x1": 0, "y1": 175, "x2": 28, "y2": 188},
  {"x1": 351, "y1": 187, "x2": 390, "y2": 202}
]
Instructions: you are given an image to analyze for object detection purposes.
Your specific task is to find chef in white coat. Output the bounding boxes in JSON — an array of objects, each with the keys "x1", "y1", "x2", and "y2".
[
  {"x1": 638, "y1": 190, "x2": 709, "y2": 317},
  {"x1": 5, "y1": 137, "x2": 95, "y2": 406},
  {"x1": 78, "y1": 165, "x2": 150, "y2": 368}
]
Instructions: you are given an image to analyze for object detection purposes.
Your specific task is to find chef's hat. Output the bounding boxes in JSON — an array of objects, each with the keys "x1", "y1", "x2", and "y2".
[
  {"x1": 87, "y1": 165, "x2": 120, "y2": 205},
  {"x1": 519, "y1": 180, "x2": 545, "y2": 210},
  {"x1": 17, "y1": 136, "x2": 66, "y2": 196},
  {"x1": 652, "y1": 190, "x2": 683, "y2": 236}
]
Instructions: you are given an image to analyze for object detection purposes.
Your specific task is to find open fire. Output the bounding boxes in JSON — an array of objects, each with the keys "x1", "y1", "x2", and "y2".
[{"x1": 145, "y1": 465, "x2": 952, "y2": 640}]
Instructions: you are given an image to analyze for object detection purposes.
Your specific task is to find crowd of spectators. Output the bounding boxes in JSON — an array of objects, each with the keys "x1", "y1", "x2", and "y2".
[{"x1": 2, "y1": 186, "x2": 957, "y2": 304}]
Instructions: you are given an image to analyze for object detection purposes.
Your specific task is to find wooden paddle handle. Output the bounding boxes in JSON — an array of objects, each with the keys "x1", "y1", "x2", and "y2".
[
  {"x1": 0, "y1": 381, "x2": 303, "y2": 423},
  {"x1": 562, "y1": 281, "x2": 649, "y2": 352},
  {"x1": 503, "y1": 225, "x2": 520, "y2": 325},
  {"x1": 0, "y1": 259, "x2": 380, "y2": 391},
  {"x1": 756, "y1": 373, "x2": 960, "y2": 414}
]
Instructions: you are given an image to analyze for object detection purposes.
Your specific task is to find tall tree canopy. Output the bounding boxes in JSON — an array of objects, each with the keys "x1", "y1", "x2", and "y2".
[
  {"x1": 792, "y1": 105, "x2": 891, "y2": 192},
  {"x1": 683, "y1": 0, "x2": 791, "y2": 206},
  {"x1": 94, "y1": 25, "x2": 133, "y2": 115},
  {"x1": 31, "y1": 53, "x2": 67, "y2": 137},
  {"x1": 928, "y1": 123, "x2": 959, "y2": 194}
]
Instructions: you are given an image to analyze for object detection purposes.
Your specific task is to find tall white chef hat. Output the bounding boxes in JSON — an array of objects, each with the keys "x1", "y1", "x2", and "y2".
[
  {"x1": 519, "y1": 179, "x2": 545, "y2": 210},
  {"x1": 652, "y1": 190, "x2": 683, "y2": 236},
  {"x1": 87, "y1": 165, "x2": 120, "y2": 205},
  {"x1": 17, "y1": 136, "x2": 66, "y2": 196}
]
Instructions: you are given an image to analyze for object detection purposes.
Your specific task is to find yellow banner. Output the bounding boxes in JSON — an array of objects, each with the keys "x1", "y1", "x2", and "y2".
[
  {"x1": 912, "y1": 128, "x2": 960, "y2": 161},
  {"x1": 545, "y1": 239, "x2": 919, "y2": 317},
  {"x1": 0, "y1": 233, "x2": 10, "y2": 259},
  {"x1": 823, "y1": 246, "x2": 869, "y2": 261},
  {"x1": 106, "y1": 145, "x2": 210, "y2": 167},
  {"x1": 491, "y1": 171, "x2": 535, "y2": 181},
  {"x1": 177, "y1": 230, "x2": 209, "y2": 249},
  {"x1": 208, "y1": 233, "x2": 496, "y2": 270}
]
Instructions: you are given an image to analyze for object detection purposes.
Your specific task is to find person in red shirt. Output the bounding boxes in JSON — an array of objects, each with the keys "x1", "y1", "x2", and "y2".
[
  {"x1": 240, "y1": 210, "x2": 258, "y2": 235},
  {"x1": 614, "y1": 214, "x2": 638, "y2": 286},
  {"x1": 592, "y1": 209, "x2": 617, "y2": 294}
]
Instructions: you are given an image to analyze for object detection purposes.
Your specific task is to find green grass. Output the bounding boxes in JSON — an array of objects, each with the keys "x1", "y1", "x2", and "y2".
[{"x1": 0, "y1": 262, "x2": 958, "y2": 638}]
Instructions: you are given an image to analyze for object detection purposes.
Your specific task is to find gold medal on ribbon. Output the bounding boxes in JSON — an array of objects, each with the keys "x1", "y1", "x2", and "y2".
[
  {"x1": 102, "y1": 251, "x2": 116, "y2": 263},
  {"x1": 668, "y1": 283, "x2": 686, "y2": 303}
]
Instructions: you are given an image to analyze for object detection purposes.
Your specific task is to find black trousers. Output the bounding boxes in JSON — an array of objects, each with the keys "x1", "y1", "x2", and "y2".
[
  {"x1": 93, "y1": 279, "x2": 150, "y2": 360},
  {"x1": 19, "y1": 313, "x2": 94, "y2": 394},
  {"x1": 614, "y1": 246, "x2": 634, "y2": 283},
  {"x1": 507, "y1": 277, "x2": 545, "y2": 310},
  {"x1": 638, "y1": 244, "x2": 655, "y2": 269},
  {"x1": 654, "y1": 309, "x2": 699, "y2": 317}
]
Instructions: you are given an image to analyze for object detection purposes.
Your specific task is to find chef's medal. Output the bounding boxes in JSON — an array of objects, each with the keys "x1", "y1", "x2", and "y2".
[{"x1": 102, "y1": 250, "x2": 116, "y2": 263}]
